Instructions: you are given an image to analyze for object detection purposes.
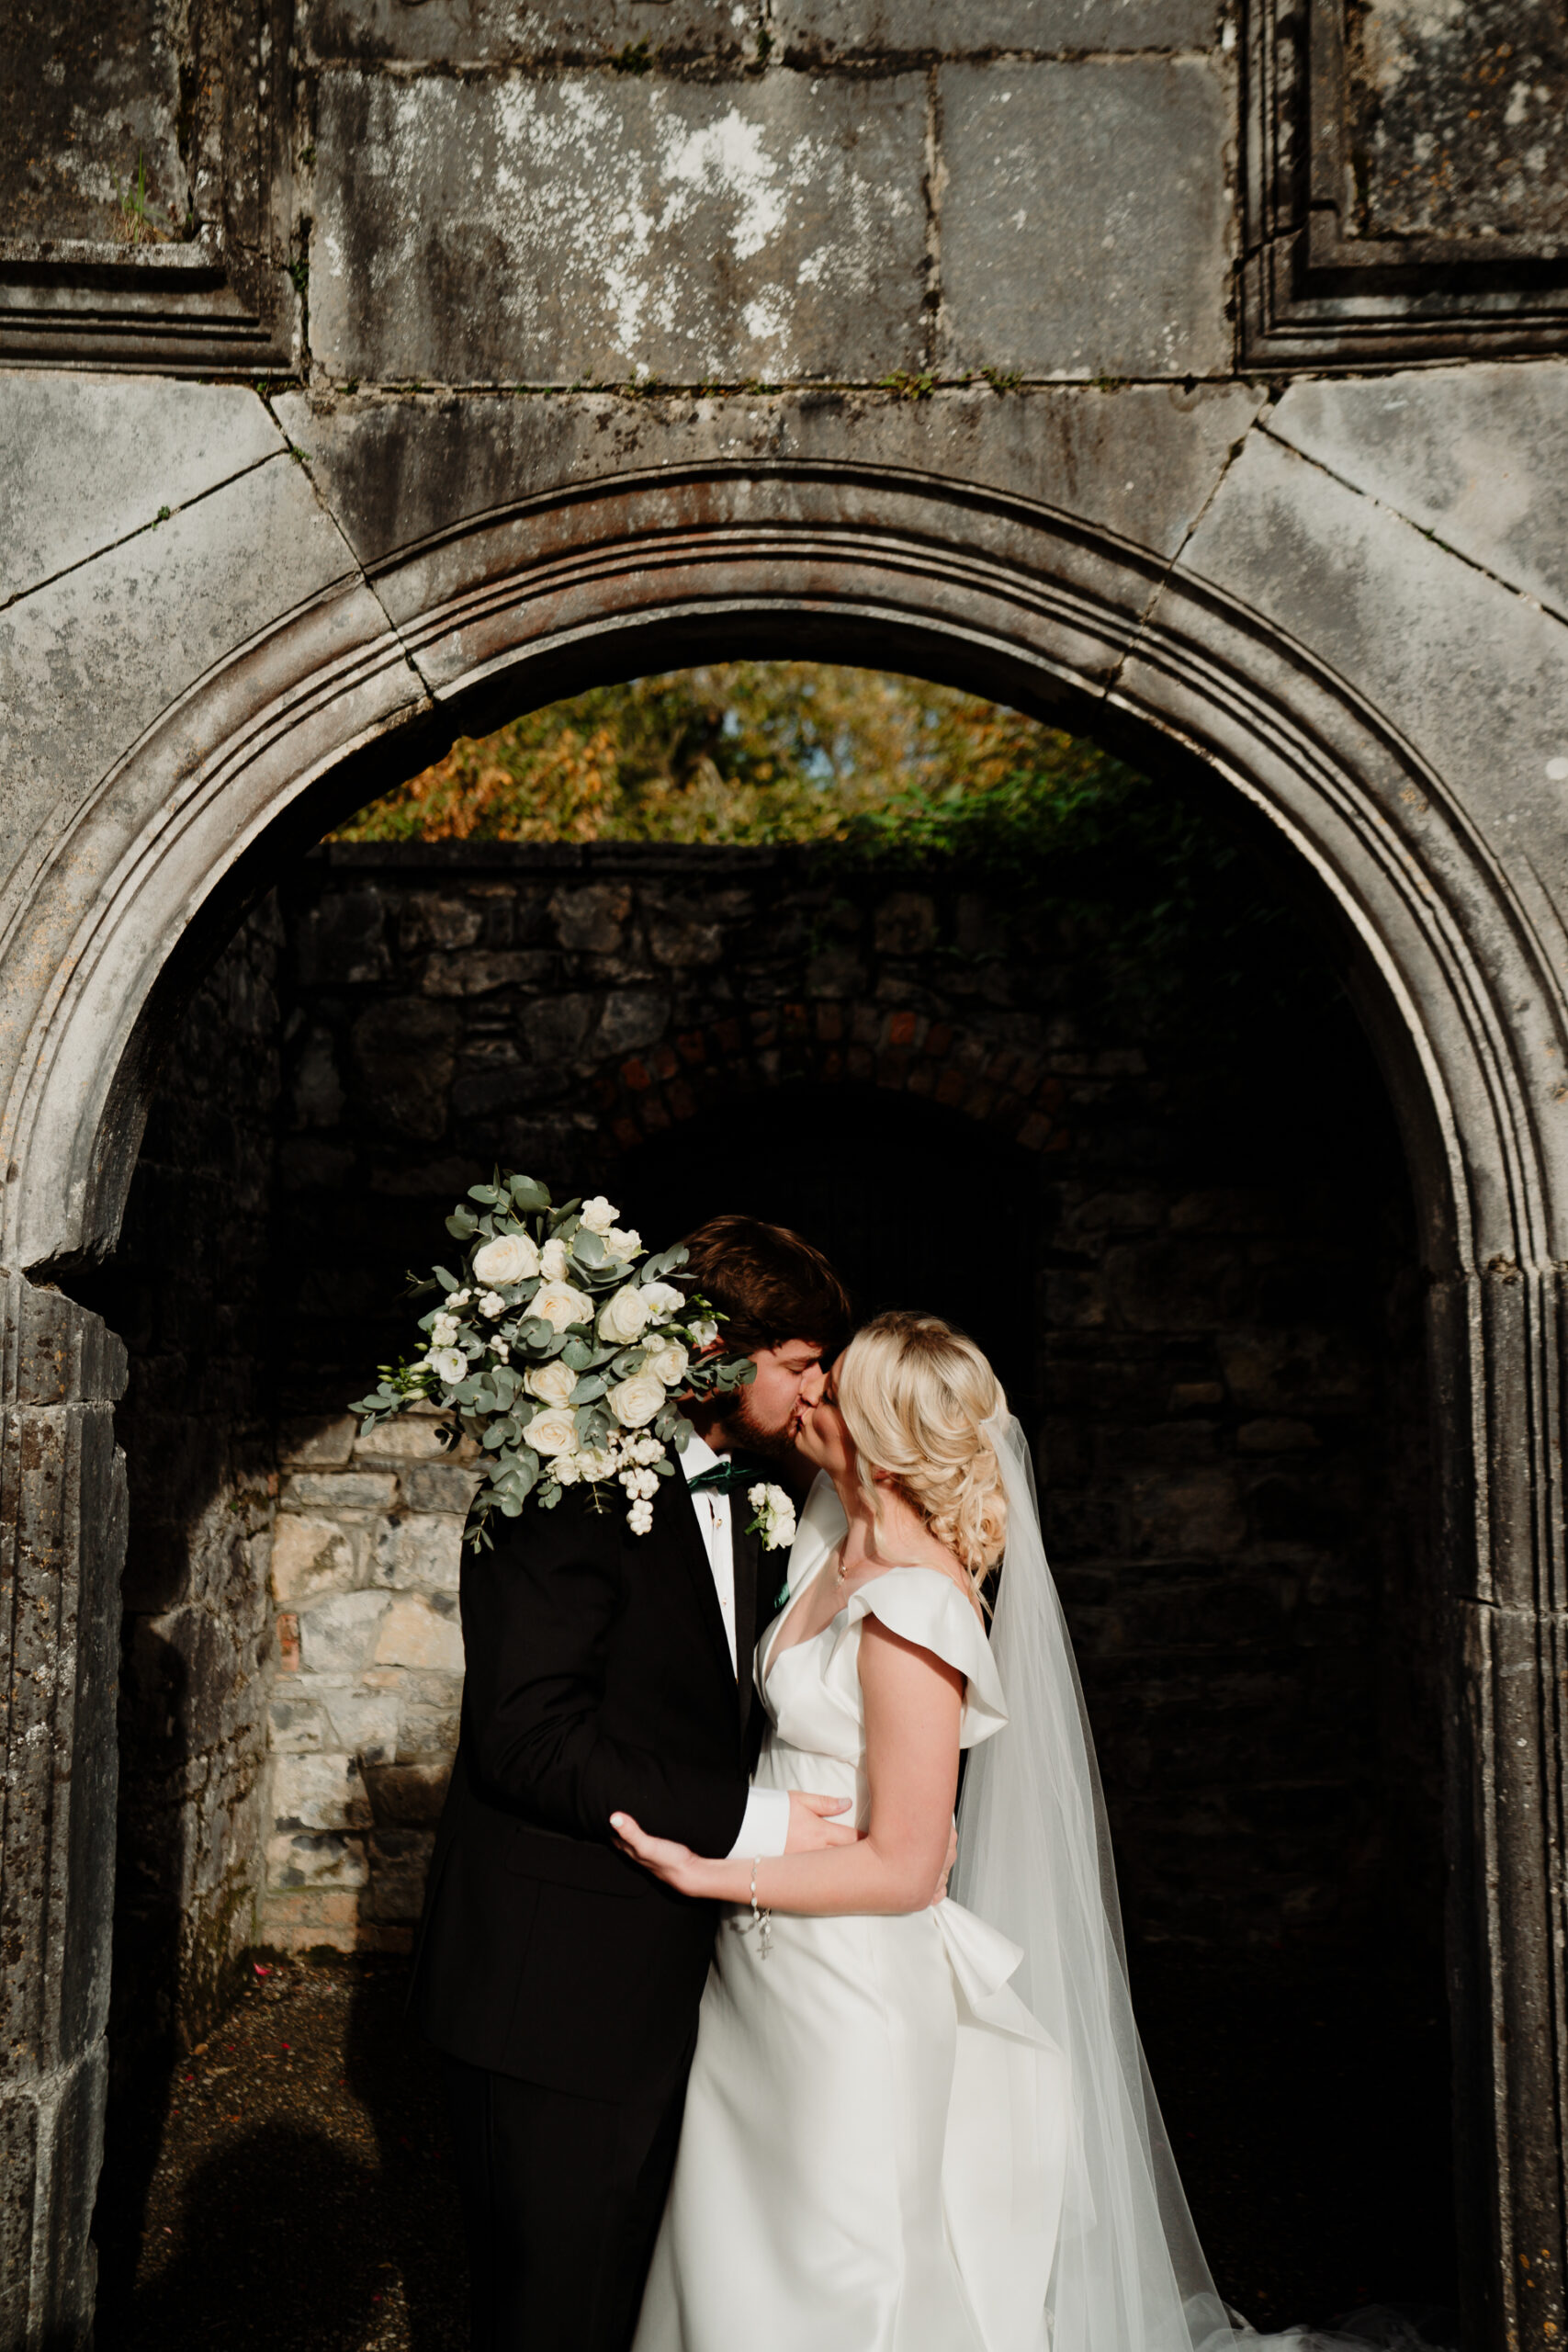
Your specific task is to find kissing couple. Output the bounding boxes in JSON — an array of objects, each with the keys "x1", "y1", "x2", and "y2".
[{"x1": 412, "y1": 1216, "x2": 1303, "y2": 2352}]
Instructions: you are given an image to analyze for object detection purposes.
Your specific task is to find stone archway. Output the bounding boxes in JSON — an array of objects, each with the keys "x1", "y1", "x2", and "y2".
[{"x1": 4, "y1": 443, "x2": 1565, "y2": 2348}]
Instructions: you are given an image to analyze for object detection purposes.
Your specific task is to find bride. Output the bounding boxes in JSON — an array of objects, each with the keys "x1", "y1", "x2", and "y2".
[{"x1": 612, "y1": 1311, "x2": 1342, "y2": 2352}]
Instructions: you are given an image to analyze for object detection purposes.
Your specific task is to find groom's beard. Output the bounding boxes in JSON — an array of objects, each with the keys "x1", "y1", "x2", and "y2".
[{"x1": 722, "y1": 1388, "x2": 808, "y2": 1481}]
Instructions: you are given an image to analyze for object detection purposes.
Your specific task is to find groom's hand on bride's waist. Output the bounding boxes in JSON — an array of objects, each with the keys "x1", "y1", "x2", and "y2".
[{"x1": 784, "y1": 1792, "x2": 860, "y2": 1852}]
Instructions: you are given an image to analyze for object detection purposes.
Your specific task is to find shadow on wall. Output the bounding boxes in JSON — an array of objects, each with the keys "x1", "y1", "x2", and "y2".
[{"x1": 85, "y1": 909, "x2": 285, "y2": 2318}]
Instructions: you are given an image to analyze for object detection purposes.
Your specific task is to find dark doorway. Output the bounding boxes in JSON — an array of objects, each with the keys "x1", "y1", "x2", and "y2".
[
  {"x1": 617, "y1": 1084, "x2": 1039, "y2": 1422},
  {"x1": 89, "y1": 661, "x2": 1458, "y2": 2342}
]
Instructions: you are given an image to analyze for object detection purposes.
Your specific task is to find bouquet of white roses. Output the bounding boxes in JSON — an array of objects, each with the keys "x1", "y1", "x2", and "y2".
[{"x1": 351, "y1": 1171, "x2": 754, "y2": 1546}]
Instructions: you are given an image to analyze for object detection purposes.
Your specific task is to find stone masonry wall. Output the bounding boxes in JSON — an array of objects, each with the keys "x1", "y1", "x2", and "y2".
[
  {"x1": 246, "y1": 835, "x2": 1438, "y2": 1969},
  {"x1": 262, "y1": 1410, "x2": 475, "y2": 1953},
  {"x1": 103, "y1": 829, "x2": 1439, "y2": 1970},
  {"x1": 84, "y1": 906, "x2": 285, "y2": 2061}
]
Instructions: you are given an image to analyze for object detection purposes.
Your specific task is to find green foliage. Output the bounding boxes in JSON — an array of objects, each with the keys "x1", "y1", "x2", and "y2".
[
  {"x1": 336, "y1": 664, "x2": 1072, "y2": 849},
  {"x1": 335, "y1": 662, "x2": 1332, "y2": 1038},
  {"x1": 117, "y1": 152, "x2": 162, "y2": 247}
]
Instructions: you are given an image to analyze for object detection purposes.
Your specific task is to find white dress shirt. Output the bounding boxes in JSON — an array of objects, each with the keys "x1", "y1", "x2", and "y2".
[{"x1": 679, "y1": 1431, "x2": 791, "y2": 1861}]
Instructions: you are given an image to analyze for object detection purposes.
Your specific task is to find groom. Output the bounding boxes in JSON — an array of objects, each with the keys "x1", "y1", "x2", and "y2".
[{"x1": 412, "y1": 1214, "x2": 854, "y2": 2351}]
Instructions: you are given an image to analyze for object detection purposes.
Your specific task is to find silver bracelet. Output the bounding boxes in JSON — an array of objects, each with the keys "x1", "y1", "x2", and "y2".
[{"x1": 746, "y1": 1856, "x2": 773, "y2": 1959}]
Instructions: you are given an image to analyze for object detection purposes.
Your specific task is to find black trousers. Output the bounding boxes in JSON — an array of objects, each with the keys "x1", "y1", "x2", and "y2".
[{"x1": 440, "y1": 2054, "x2": 690, "y2": 2352}]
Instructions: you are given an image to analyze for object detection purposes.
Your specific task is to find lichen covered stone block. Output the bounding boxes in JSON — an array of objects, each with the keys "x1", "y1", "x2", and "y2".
[
  {"x1": 373, "y1": 1592, "x2": 467, "y2": 1673},
  {"x1": 312, "y1": 68, "x2": 928, "y2": 384},
  {"x1": 270, "y1": 1516, "x2": 360, "y2": 1607},
  {"x1": 272, "y1": 1752, "x2": 375, "y2": 1835},
  {"x1": 296, "y1": 1589, "x2": 392, "y2": 1674}
]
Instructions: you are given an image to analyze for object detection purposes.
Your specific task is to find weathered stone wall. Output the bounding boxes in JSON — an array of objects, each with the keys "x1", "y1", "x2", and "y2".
[
  {"x1": 111, "y1": 832, "x2": 1437, "y2": 1969},
  {"x1": 82, "y1": 909, "x2": 285, "y2": 2060},
  {"x1": 262, "y1": 1413, "x2": 473, "y2": 1952},
  {"x1": 11, "y1": 0, "x2": 1568, "y2": 2335}
]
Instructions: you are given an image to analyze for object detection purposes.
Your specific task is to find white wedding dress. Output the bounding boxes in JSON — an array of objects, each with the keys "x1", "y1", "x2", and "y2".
[
  {"x1": 636, "y1": 1433, "x2": 1416, "y2": 2352},
  {"x1": 633, "y1": 1481, "x2": 1071, "y2": 2352}
]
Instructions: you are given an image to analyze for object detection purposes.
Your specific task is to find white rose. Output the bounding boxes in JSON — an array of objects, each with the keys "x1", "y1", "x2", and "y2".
[
  {"x1": 580, "y1": 1195, "x2": 618, "y2": 1234},
  {"x1": 606, "y1": 1371, "x2": 666, "y2": 1429},
  {"x1": 531, "y1": 1281, "x2": 595, "y2": 1333},
  {"x1": 472, "y1": 1231, "x2": 540, "y2": 1287},
  {"x1": 689, "y1": 1318, "x2": 718, "y2": 1349},
  {"x1": 639, "y1": 1281, "x2": 685, "y2": 1321},
  {"x1": 644, "y1": 1341, "x2": 689, "y2": 1388},
  {"x1": 525, "y1": 1407, "x2": 580, "y2": 1457},
  {"x1": 539, "y1": 1237, "x2": 570, "y2": 1281},
  {"x1": 577, "y1": 1444, "x2": 615, "y2": 1481},
  {"x1": 604, "y1": 1227, "x2": 642, "y2": 1261},
  {"x1": 553, "y1": 1454, "x2": 581, "y2": 1486},
  {"x1": 524, "y1": 1359, "x2": 578, "y2": 1408},
  {"x1": 425, "y1": 1347, "x2": 468, "y2": 1385},
  {"x1": 597, "y1": 1284, "x2": 651, "y2": 1344}
]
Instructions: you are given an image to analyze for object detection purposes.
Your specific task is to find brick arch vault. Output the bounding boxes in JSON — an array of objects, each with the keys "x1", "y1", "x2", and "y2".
[{"x1": 3, "y1": 440, "x2": 1566, "y2": 2350}]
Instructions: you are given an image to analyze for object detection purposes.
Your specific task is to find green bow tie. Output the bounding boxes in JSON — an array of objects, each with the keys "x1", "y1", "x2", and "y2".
[{"x1": 686, "y1": 1459, "x2": 761, "y2": 1498}]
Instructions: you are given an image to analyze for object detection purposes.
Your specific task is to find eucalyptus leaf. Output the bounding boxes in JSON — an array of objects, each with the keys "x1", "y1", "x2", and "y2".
[
  {"x1": 435, "y1": 1267, "x2": 458, "y2": 1293},
  {"x1": 570, "y1": 1374, "x2": 608, "y2": 1404},
  {"x1": 573, "y1": 1227, "x2": 605, "y2": 1268},
  {"x1": 560, "y1": 1338, "x2": 595, "y2": 1371},
  {"x1": 509, "y1": 1174, "x2": 552, "y2": 1211},
  {"x1": 446, "y1": 1209, "x2": 479, "y2": 1239}
]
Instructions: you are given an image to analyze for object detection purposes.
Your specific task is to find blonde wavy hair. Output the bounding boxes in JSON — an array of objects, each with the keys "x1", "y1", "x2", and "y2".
[{"x1": 835, "y1": 1311, "x2": 1009, "y2": 1592}]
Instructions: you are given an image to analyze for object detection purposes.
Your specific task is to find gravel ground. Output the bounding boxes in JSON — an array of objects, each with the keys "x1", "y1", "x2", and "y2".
[
  {"x1": 94, "y1": 1951, "x2": 1458, "y2": 2351},
  {"x1": 96, "y1": 1957, "x2": 467, "y2": 2352}
]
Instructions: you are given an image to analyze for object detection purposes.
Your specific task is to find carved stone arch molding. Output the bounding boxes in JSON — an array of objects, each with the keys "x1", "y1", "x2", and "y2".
[{"x1": 3, "y1": 458, "x2": 1565, "y2": 2348}]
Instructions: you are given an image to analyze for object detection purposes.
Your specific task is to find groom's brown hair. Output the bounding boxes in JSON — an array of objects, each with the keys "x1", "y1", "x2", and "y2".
[{"x1": 680, "y1": 1216, "x2": 851, "y2": 1358}]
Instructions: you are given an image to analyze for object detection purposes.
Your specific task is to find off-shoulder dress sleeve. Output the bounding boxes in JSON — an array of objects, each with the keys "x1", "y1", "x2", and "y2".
[{"x1": 844, "y1": 1566, "x2": 1008, "y2": 1747}]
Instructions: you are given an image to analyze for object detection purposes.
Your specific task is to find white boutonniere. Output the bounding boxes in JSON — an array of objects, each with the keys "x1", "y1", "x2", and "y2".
[{"x1": 747, "y1": 1483, "x2": 797, "y2": 1552}]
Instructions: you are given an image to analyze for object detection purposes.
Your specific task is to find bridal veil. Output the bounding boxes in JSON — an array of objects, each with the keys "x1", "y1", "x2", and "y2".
[{"x1": 953, "y1": 1413, "x2": 1244, "y2": 2352}]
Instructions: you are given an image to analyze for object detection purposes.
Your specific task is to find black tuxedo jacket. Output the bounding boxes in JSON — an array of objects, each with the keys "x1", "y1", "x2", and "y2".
[{"x1": 412, "y1": 1470, "x2": 773, "y2": 2103}]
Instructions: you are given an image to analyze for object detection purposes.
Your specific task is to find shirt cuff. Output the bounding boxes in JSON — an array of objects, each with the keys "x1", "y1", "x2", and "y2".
[{"x1": 727, "y1": 1785, "x2": 791, "y2": 1861}]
